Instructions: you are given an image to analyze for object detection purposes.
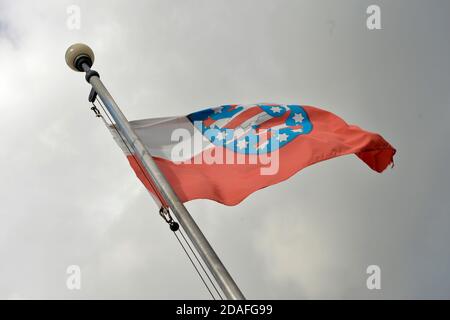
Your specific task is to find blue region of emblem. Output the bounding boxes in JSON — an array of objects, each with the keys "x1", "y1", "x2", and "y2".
[{"x1": 188, "y1": 104, "x2": 313, "y2": 154}]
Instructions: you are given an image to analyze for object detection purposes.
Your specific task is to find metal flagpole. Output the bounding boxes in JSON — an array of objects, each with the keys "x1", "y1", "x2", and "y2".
[{"x1": 65, "y1": 43, "x2": 245, "y2": 300}]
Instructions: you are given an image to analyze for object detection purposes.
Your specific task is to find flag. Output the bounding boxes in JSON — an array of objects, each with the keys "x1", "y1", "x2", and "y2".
[{"x1": 110, "y1": 104, "x2": 396, "y2": 206}]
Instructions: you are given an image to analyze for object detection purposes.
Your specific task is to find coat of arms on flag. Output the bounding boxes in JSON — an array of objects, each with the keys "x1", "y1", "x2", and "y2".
[{"x1": 188, "y1": 104, "x2": 313, "y2": 154}]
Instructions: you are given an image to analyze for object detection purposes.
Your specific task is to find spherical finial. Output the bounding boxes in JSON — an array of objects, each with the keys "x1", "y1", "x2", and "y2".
[{"x1": 65, "y1": 43, "x2": 95, "y2": 72}]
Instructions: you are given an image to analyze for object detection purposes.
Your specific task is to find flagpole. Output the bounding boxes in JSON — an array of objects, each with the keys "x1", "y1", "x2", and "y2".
[{"x1": 65, "y1": 43, "x2": 245, "y2": 300}]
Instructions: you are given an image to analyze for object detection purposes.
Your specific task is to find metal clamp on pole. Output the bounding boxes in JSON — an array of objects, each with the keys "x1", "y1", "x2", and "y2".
[
  {"x1": 65, "y1": 43, "x2": 245, "y2": 300},
  {"x1": 159, "y1": 207, "x2": 180, "y2": 232}
]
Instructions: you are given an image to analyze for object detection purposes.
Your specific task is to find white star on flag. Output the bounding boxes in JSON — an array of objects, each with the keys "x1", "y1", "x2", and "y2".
[
  {"x1": 270, "y1": 106, "x2": 283, "y2": 113},
  {"x1": 293, "y1": 113, "x2": 304, "y2": 123},
  {"x1": 214, "y1": 107, "x2": 223, "y2": 114},
  {"x1": 237, "y1": 139, "x2": 248, "y2": 149},
  {"x1": 277, "y1": 133, "x2": 289, "y2": 142}
]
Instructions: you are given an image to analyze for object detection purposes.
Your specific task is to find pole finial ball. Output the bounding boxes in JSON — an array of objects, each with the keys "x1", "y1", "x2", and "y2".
[{"x1": 65, "y1": 43, "x2": 95, "y2": 72}]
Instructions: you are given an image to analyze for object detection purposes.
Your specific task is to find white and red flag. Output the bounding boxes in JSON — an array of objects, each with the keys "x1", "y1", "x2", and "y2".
[{"x1": 110, "y1": 104, "x2": 395, "y2": 206}]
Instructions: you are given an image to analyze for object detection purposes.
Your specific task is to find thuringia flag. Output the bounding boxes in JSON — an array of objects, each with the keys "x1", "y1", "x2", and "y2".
[{"x1": 110, "y1": 104, "x2": 396, "y2": 206}]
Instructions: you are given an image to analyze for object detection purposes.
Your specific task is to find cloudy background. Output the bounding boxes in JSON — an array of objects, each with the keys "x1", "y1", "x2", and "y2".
[{"x1": 0, "y1": 0, "x2": 449, "y2": 299}]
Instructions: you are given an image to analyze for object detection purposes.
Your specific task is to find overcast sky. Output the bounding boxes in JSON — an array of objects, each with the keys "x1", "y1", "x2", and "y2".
[{"x1": 0, "y1": 0, "x2": 449, "y2": 299}]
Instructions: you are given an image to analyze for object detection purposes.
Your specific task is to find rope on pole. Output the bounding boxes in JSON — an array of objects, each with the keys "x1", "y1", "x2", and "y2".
[{"x1": 91, "y1": 99, "x2": 223, "y2": 300}]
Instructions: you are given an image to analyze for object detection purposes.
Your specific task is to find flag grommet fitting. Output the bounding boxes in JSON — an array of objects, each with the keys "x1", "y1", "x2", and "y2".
[
  {"x1": 159, "y1": 207, "x2": 179, "y2": 232},
  {"x1": 169, "y1": 221, "x2": 180, "y2": 232}
]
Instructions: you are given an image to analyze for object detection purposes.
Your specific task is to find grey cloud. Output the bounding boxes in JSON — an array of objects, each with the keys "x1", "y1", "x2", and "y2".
[{"x1": 0, "y1": 0, "x2": 449, "y2": 299}]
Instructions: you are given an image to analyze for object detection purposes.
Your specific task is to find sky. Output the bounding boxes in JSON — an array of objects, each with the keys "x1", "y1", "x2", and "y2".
[{"x1": 0, "y1": 0, "x2": 449, "y2": 299}]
